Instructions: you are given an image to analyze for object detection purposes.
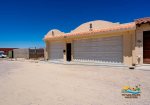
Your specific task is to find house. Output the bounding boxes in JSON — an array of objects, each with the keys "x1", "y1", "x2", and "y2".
[
  {"x1": 0, "y1": 48, "x2": 17, "y2": 55},
  {"x1": 44, "y1": 17, "x2": 150, "y2": 67}
]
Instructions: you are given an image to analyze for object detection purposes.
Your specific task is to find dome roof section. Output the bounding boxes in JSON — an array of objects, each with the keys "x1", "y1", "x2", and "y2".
[
  {"x1": 71, "y1": 20, "x2": 120, "y2": 33},
  {"x1": 46, "y1": 29, "x2": 65, "y2": 36}
]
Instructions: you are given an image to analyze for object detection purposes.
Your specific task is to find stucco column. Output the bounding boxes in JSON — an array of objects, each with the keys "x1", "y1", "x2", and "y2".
[
  {"x1": 132, "y1": 31, "x2": 136, "y2": 65},
  {"x1": 45, "y1": 41, "x2": 49, "y2": 60},
  {"x1": 135, "y1": 23, "x2": 150, "y2": 65},
  {"x1": 123, "y1": 32, "x2": 133, "y2": 67}
]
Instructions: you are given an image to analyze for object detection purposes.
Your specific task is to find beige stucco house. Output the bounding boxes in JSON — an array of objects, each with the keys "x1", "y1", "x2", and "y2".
[{"x1": 44, "y1": 17, "x2": 150, "y2": 67}]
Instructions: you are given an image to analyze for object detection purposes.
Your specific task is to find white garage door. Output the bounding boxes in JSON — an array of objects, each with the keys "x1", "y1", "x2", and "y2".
[
  {"x1": 49, "y1": 41, "x2": 64, "y2": 61},
  {"x1": 73, "y1": 36, "x2": 123, "y2": 63}
]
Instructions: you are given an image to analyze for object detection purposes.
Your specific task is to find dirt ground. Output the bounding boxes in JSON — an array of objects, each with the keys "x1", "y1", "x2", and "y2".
[{"x1": 0, "y1": 59, "x2": 150, "y2": 105}]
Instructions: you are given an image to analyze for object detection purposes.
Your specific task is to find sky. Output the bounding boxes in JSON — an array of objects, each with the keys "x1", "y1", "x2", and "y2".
[{"x1": 0, "y1": 0, "x2": 150, "y2": 48}]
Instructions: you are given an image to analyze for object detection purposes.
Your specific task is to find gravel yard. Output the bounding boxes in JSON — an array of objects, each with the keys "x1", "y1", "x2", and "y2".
[{"x1": 0, "y1": 59, "x2": 150, "y2": 105}]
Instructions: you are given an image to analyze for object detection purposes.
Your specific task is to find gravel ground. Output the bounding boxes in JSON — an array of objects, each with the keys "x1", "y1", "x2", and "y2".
[{"x1": 0, "y1": 59, "x2": 150, "y2": 105}]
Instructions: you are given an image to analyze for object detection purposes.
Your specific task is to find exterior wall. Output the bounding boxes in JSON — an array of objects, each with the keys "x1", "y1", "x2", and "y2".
[
  {"x1": 45, "y1": 40, "x2": 74, "y2": 62},
  {"x1": 8, "y1": 50, "x2": 14, "y2": 58},
  {"x1": 46, "y1": 41, "x2": 50, "y2": 60},
  {"x1": 123, "y1": 31, "x2": 134, "y2": 66},
  {"x1": 13, "y1": 49, "x2": 29, "y2": 59},
  {"x1": 44, "y1": 48, "x2": 48, "y2": 60},
  {"x1": 132, "y1": 31, "x2": 136, "y2": 65},
  {"x1": 135, "y1": 23, "x2": 150, "y2": 65},
  {"x1": 13, "y1": 48, "x2": 44, "y2": 59},
  {"x1": 46, "y1": 30, "x2": 136, "y2": 66}
]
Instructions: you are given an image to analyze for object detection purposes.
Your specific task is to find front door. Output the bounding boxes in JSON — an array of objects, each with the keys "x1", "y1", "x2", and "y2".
[
  {"x1": 143, "y1": 31, "x2": 150, "y2": 64},
  {"x1": 66, "y1": 43, "x2": 71, "y2": 61}
]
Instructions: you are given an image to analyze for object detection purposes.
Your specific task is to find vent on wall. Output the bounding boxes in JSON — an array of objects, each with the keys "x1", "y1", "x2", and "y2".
[
  {"x1": 52, "y1": 31, "x2": 54, "y2": 36},
  {"x1": 89, "y1": 23, "x2": 93, "y2": 31}
]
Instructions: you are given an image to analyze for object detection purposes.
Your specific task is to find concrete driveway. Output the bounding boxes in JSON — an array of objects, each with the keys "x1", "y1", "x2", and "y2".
[{"x1": 0, "y1": 60, "x2": 150, "y2": 105}]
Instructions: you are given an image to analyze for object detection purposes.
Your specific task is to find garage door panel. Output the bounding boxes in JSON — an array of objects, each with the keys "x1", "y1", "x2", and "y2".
[
  {"x1": 74, "y1": 52, "x2": 122, "y2": 58},
  {"x1": 74, "y1": 40, "x2": 122, "y2": 46},
  {"x1": 73, "y1": 36, "x2": 123, "y2": 63},
  {"x1": 74, "y1": 46, "x2": 122, "y2": 52},
  {"x1": 49, "y1": 42, "x2": 64, "y2": 61}
]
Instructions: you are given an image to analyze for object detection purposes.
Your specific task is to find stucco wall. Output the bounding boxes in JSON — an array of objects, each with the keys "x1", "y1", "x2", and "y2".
[
  {"x1": 46, "y1": 31, "x2": 135, "y2": 66},
  {"x1": 71, "y1": 20, "x2": 120, "y2": 33},
  {"x1": 123, "y1": 31, "x2": 135, "y2": 66},
  {"x1": 45, "y1": 41, "x2": 49, "y2": 60},
  {"x1": 135, "y1": 23, "x2": 150, "y2": 65},
  {"x1": 13, "y1": 49, "x2": 29, "y2": 59}
]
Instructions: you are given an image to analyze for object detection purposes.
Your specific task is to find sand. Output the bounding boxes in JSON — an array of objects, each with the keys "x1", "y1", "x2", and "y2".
[{"x1": 0, "y1": 59, "x2": 150, "y2": 105}]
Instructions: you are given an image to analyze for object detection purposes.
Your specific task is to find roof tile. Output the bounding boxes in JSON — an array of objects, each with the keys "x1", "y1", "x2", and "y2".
[
  {"x1": 44, "y1": 22, "x2": 135, "y2": 40},
  {"x1": 135, "y1": 17, "x2": 150, "y2": 25}
]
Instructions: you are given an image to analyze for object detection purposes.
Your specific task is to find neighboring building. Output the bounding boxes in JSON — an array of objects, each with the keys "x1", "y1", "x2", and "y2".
[
  {"x1": 0, "y1": 48, "x2": 17, "y2": 55},
  {"x1": 44, "y1": 17, "x2": 150, "y2": 67},
  {"x1": 13, "y1": 48, "x2": 44, "y2": 59}
]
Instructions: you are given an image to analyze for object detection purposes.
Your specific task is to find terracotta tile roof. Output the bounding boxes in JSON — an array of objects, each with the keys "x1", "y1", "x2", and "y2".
[
  {"x1": 135, "y1": 17, "x2": 150, "y2": 25},
  {"x1": 44, "y1": 22, "x2": 135, "y2": 40}
]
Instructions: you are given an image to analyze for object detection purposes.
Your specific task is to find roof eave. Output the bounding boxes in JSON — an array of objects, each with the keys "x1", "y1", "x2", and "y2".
[{"x1": 44, "y1": 28, "x2": 135, "y2": 41}]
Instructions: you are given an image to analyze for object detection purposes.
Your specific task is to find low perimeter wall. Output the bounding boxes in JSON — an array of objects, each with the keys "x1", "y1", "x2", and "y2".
[
  {"x1": 13, "y1": 48, "x2": 45, "y2": 59},
  {"x1": 13, "y1": 49, "x2": 29, "y2": 59}
]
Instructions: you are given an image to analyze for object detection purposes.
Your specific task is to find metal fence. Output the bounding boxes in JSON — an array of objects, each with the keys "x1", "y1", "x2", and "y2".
[{"x1": 29, "y1": 48, "x2": 44, "y2": 59}]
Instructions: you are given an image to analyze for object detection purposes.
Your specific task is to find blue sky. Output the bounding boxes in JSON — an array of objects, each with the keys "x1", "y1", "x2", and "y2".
[{"x1": 0, "y1": 0, "x2": 150, "y2": 48}]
